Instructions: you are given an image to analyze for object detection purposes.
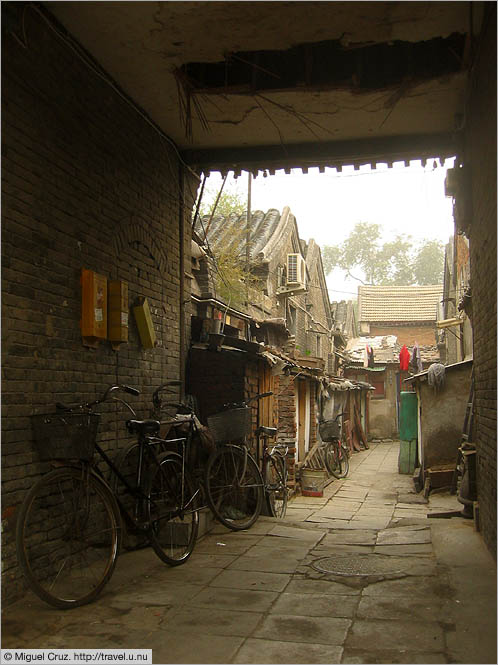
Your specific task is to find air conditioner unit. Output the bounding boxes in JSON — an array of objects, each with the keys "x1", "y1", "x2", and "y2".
[{"x1": 286, "y1": 253, "x2": 307, "y2": 290}]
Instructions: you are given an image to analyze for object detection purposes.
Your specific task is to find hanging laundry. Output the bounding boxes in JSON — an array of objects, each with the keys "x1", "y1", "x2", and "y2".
[
  {"x1": 399, "y1": 344, "x2": 410, "y2": 370},
  {"x1": 428, "y1": 363, "x2": 446, "y2": 392},
  {"x1": 367, "y1": 345, "x2": 375, "y2": 367},
  {"x1": 363, "y1": 345, "x2": 369, "y2": 368},
  {"x1": 410, "y1": 342, "x2": 423, "y2": 373}
]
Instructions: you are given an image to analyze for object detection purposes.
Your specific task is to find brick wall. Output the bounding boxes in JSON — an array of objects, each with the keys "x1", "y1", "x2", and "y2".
[
  {"x1": 464, "y1": 5, "x2": 497, "y2": 557},
  {"x1": 369, "y1": 324, "x2": 436, "y2": 347},
  {"x1": 2, "y1": 7, "x2": 197, "y2": 601},
  {"x1": 275, "y1": 373, "x2": 297, "y2": 486}
]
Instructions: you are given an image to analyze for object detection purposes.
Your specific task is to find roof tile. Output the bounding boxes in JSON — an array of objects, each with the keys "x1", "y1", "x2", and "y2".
[{"x1": 358, "y1": 285, "x2": 443, "y2": 322}]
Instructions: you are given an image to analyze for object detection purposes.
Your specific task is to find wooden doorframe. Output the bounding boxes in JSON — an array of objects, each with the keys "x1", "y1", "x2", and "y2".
[
  {"x1": 296, "y1": 378, "x2": 310, "y2": 463},
  {"x1": 257, "y1": 361, "x2": 274, "y2": 465}
]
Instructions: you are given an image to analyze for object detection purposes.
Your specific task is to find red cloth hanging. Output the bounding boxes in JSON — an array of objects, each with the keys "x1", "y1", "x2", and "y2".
[{"x1": 399, "y1": 344, "x2": 410, "y2": 370}]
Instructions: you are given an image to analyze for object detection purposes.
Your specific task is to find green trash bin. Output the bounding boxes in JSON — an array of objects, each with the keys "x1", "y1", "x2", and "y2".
[
  {"x1": 399, "y1": 392, "x2": 417, "y2": 474},
  {"x1": 399, "y1": 439, "x2": 417, "y2": 474},
  {"x1": 399, "y1": 391, "x2": 418, "y2": 441}
]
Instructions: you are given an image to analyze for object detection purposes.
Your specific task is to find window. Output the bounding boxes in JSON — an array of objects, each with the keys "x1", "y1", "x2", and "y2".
[
  {"x1": 287, "y1": 305, "x2": 297, "y2": 336},
  {"x1": 371, "y1": 377, "x2": 386, "y2": 398},
  {"x1": 316, "y1": 335, "x2": 321, "y2": 357}
]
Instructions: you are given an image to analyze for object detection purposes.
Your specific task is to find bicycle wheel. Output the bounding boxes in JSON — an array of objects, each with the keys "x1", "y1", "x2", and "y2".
[
  {"x1": 205, "y1": 445, "x2": 264, "y2": 531},
  {"x1": 147, "y1": 453, "x2": 199, "y2": 565},
  {"x1": 324, "y1": 440, "x2": 350, "y2": 478},
  {"x1": 264, "y1": 454, "x2": 288, "y2": 519},
  {"x1": 16, "y1": 466, "x2": 120, "y2": 609}
]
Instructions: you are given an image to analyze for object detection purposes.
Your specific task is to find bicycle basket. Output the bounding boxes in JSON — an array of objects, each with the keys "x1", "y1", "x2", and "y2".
[
  {"x1": 319, "y1": 419, "x2": 340, "y2": 441},
  {"x1": 207, "y1": 407, "x2": 252, "y2": 445},
  {"x1": 31, "y1": 412, "x2": 100, "y2": 461}
]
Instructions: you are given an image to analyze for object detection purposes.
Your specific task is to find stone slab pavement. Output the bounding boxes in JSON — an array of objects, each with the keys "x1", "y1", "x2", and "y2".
[{"x1": 2, "y1": 442, "x2": 496, "y2": 664}]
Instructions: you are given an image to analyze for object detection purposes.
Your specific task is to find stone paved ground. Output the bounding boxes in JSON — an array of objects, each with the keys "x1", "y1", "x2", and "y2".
[{"x1": 2, "y1": 441, "x2": 496, "y2": 664}]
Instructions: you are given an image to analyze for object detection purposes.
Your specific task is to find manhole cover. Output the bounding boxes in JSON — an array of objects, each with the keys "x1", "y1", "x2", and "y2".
[{"x1": 312, "y1": 555, "x2": 406, "y2": 577}]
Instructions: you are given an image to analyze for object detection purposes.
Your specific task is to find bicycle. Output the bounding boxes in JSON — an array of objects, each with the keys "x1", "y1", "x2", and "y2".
[
  {"x1": 257, "y1": 425, "x2": 289, "y2": 519},
  {"x1": 319, "y1": 412, "x2": 350, "y2": 479},
  {"x1": 204, "y1": 392, "x2": 273, "y2": 530},
  {"x1": 114, "y1": 384, "x2": 270, "y2": 532},
  {"x1": 16, "y1": 385, "x2": 199, "y2": 609}
]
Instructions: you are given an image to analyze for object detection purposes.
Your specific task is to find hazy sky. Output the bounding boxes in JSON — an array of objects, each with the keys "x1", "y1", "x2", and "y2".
[{"x1": 203, "y1": 158, "x2": 456, "y2": 300}]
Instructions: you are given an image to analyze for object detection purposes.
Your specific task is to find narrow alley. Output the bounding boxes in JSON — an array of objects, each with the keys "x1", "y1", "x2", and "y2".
[{"x1": 3, "y1": 442, "x2": 496, "y2": 664}]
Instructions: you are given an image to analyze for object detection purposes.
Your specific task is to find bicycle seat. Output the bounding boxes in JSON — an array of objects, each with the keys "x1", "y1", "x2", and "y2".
[
  {"x1": 126, "y1": 419, "x2": 161, "y2": 435},
  {"x1": 256, "y1": 426, "x2": 277, "y2": 437}
]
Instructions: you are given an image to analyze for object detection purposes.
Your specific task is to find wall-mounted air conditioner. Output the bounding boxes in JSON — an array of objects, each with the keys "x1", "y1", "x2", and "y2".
[
  {"x1": 276, "y1": 253, "x2": 308, "y2": 295},
  {"x1": 286, "y1": 253, "x2": 307, "y2": 289}
]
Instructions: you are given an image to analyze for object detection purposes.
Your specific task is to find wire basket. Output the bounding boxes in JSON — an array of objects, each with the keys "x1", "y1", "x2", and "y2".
[
  {"x1": 31, "y1": 412, "x2": 100, "y2": 461},
  {"x1": 319, "y1": 419, "x2": 340, "y2": 441},
  {"x1": 207, "y1": 407, "x2": 252, "y2": 444}
]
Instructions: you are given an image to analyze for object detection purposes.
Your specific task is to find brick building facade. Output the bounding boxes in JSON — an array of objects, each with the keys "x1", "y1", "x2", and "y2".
[
  {"x1": 191, "y1": 207, "x2": 335, "y2": 477},
  {"x1": 462, "y1": 6, "x2": 497, "y2": 557},
  {"x1": 2, "y1": 8, "x2": 196, "y2": 601}
]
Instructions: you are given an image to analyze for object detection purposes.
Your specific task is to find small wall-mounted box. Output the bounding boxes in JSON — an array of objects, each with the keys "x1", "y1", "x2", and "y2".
[
  {"x1": 133, "y1": 297, "x2": 157, "y2": 349},
  {"x1": 108, "y1": 280, "x2": 129, "y2": 350},
  {"x1": 81, "y1": 269, "x2": 107, "y2": 348}
]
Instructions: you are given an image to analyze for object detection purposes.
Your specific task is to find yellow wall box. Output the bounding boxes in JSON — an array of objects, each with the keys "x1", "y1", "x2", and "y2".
[
  {"x1": 81, "y1": 268, "x2": 107, "y2": 348},
  {"x1": 133, "y1": 297, "x2": 157, "y2": 349}
]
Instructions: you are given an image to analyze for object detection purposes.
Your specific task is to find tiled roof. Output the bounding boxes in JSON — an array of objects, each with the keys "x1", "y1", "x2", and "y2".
[
  {"x1": 195, "y1": 208, "x2": 283, "y2": 261},
  {"x1": 358, "y1": 285, "x2": 443, "y2": 322}
]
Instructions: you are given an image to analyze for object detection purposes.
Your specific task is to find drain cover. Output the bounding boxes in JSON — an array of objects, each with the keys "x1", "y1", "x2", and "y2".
[{"x1": 312, "y1": 555, "x2": 406, "y2": 577}]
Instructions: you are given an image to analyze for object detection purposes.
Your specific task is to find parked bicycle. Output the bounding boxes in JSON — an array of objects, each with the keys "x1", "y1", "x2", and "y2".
[
  {"x1": 16, "y1": 385, "x2": 199, "y2": 609},
  {"x1": 118, "y1": 383, "x2": 271, "y2": 532},
  {"x1": 319, "y1": 412, "x2": 350, "y2": 478},
  {"x1": 205, "y1": 392, "x2": 273, "y2": 530},
  {"x1": 257, "y1": 425, "x2": 289, "y2": 518}
]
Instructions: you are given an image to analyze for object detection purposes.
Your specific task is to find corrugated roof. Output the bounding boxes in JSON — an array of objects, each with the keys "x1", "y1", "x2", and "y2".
[{"x1": 358, "y1": 285, "x2": 443, "y2": 322}]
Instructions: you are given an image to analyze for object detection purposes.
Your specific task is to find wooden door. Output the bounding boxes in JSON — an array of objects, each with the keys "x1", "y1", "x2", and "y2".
[
  {"x1": 257, "y1": 361, "x2": 274, "y2": 464},
  {"x1": 296, "y1": 379, "x2": 308, "y2": 462}
]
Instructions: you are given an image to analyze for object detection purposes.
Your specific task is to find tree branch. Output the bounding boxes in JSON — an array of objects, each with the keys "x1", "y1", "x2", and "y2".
[{"x1": 346, "y1": 270, "x2": 372, "y2": 286}]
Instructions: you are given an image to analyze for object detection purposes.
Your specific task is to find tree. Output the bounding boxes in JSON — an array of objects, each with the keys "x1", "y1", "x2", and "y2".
[
  {"x1": 195, "y1": 180, "x2": 259, "y2": 308},
  {"x1": 198, "y1": 182, "x2": 246, "y2": 219},
  {"x1": 413, "y1": 239, "x2": 445, "y2": 285},
  {"x1": 322, "y1": 222, "x2": 444, "y2": 286}
]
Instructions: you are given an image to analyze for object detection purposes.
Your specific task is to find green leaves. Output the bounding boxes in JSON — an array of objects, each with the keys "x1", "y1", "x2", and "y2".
[
  {"x1": 199, "y1": 185, "x2": 246, "y2": 219},
  {"x1": 322, "y1": 222, "x2": 444, "y2": 286}
]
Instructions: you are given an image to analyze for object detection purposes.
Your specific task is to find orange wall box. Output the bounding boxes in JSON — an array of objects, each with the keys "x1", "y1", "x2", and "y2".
[
  {"x1": 108, "y1": 280, "x2": 129, "y2": 350},
  {"x1": 133, "y1": 297, "x2": 157, "y2": 349},
  {"x1": 81, "y1": 269, "x2": 107, "y2": 348}
]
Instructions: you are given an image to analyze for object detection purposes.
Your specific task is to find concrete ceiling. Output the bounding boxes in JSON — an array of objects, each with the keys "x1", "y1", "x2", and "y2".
[{"x1": 45, "y1": 2, "x2": 471, "y2": 172}]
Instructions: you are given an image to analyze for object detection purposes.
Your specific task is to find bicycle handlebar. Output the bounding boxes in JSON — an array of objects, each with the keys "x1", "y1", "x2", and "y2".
[
  {"x1": 152, "y1": 381, "x2": 182, "y2": 407},
  {"x1": 222, "y1": 391, "x2": 273, "y2": 410},
  {"x1": 56, "y1": 384, "x2": 140, "y2": 413}
]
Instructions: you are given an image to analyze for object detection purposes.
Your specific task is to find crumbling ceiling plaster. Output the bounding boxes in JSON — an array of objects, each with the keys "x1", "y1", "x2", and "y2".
[{"x1": 44, "y1": 1, "x2": 471, "y2": 170}]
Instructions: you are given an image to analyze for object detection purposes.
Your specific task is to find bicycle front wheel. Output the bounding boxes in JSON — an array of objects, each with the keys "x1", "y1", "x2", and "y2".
[
  {"x1": 16, "y1": 466, "x2": 121, "y2": 609},
  {"x1": 264, "y1": 454, "x2": 288, "y2": 519},
  {"x1": 147, "y1": 453, "x2": 199, "y2": 565},
  {"x1": 205, "y1": 445, "x2": 264, "y2": 530}
]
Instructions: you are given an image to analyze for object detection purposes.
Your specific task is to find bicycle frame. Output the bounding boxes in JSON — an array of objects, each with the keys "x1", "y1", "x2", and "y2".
[{"x1": 94, "y1": 436, "x2": 169, "y2": 530}]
